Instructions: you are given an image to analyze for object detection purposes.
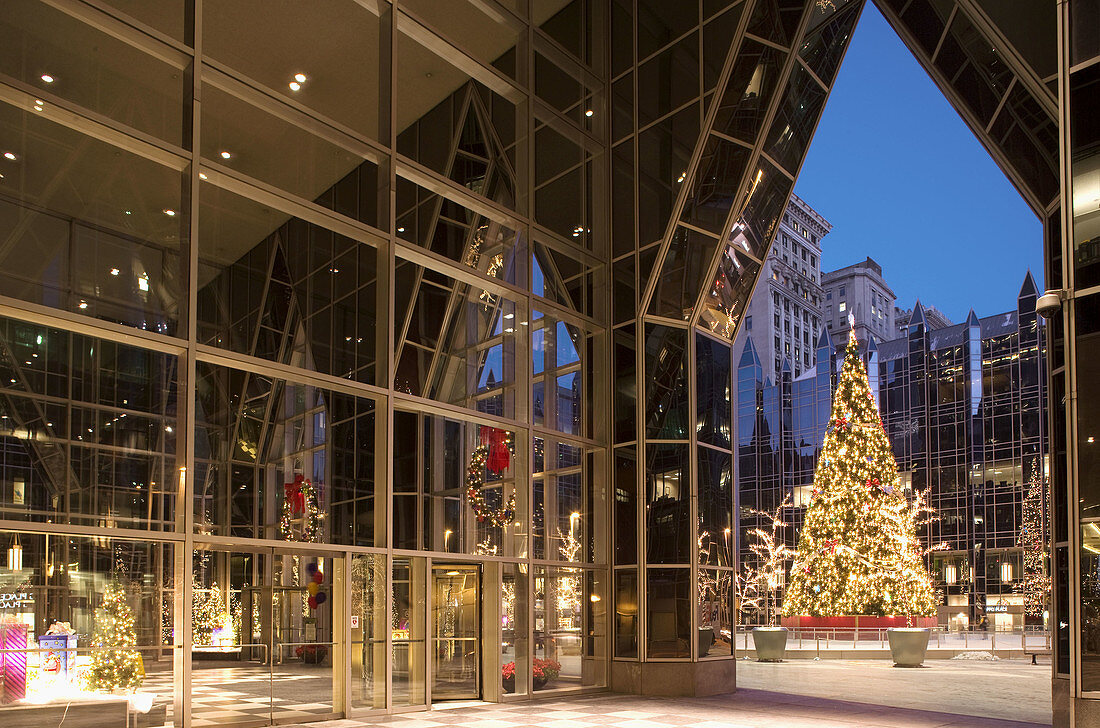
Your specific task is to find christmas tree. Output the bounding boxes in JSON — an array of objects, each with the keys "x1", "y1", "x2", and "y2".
[
  {"x1": 1018, "y1": 459, "x2": 1050, "y2": 619},
  {"x1": 192, "y1": 580, "x2": 227, "y2": 646},
  {"x1": 784, "y1": 333, "x2": 936, "y2": 618},
  {"x1": 87, "y1": 579, "x2": 143, "y2": 692}
]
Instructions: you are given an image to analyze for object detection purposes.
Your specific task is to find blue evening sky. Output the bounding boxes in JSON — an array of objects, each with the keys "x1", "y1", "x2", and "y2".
[{"x1": 792, "y1": 3, "x2": 1044, "y2": 324}]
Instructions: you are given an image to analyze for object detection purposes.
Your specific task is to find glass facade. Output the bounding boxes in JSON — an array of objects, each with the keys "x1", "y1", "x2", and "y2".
[{"x1": 8, "y1": 0, "x2": 1093, "y2": 725}]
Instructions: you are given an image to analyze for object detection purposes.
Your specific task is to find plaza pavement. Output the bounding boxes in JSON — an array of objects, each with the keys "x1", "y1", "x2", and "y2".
[{"x1": 279, "y1": 657, "x2": 1051, "y2": 728}]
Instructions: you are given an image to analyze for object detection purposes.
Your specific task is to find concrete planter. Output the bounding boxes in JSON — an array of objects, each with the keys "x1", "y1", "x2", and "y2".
[
  {"x1": 751, "y1": 626, "x2": 789, "y2": 662},
  {"x1": 887, "y1": 627, "x2": 930, "y2": 667}
]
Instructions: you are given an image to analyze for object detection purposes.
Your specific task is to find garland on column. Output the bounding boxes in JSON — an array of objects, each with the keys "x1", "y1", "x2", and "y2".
[{"x1": 465, "y1": 426, "x2": 516, "y2": 527}]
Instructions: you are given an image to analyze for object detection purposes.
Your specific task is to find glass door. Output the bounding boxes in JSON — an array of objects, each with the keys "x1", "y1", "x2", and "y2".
[
  {"x1": 431, "y1": 564, "x2": 480, "y2": 700},
  {"x1": 191, "y1": 545, "x2": 343, "y2": 726}
]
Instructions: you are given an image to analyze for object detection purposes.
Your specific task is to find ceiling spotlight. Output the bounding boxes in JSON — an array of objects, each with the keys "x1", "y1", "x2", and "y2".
[
  {"x1": 220, "y1": 150, "x2": 232, "y2": 159},
  {"x1": 289, "y1": 81, "x2": 301, "y2": 91},
  {"x1": 198, "y1": 172, "x2": 208, "y2": 180},
  {"x1": 585, "y1": 109, "x2": 593, "y2": 117},
  {"x1": 40, "y1": 74, "x2": 55, "y2": 84},
  {"x1": 33, "y1": 105, "x2": 43, "y2": 112},
  {"x1": 294, "y1": 73, "x2": 307, "y2": 83},
  {"x1": 124, "y1": 210, "x2": 132, "y2": 215},
  {"x1": 3, "y1": 152, "x2": 16, "y2": 161},
  {"x1": 109, "y1": 268, "x2": 120, "y2": 276},
  {"x1": 163, "y1": 208, "x2": 176, "y2": 217},
  {"x1": 78, "y1": 300, "x2": 88, "y2": 309}
]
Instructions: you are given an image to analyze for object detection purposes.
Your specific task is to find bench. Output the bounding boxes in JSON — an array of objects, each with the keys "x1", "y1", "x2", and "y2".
[{"x1": 1024, "y1": 648, "x2": 1051, "y2": 664}]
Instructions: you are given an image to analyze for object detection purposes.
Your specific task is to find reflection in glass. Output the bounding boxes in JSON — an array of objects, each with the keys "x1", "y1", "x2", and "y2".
[
  {"x1": 502, "y1": 563, "x2": 529, "y2": 695},
  {"x1": 0, "y1": 102, "x2": 185, "y2": 334},
  {"x1": 1082, "y1": 523, "x2": 1100, "y2": 690},
  {"x1": 649, "y1": 226, "x2": 720, "y2": 320},
  {"x1": 614, "y1": 447, "x2": 638, "y2": 565},
  {"x1": 432, "y1": 564, "x2": 480, "y2": 698},
  {"x1": 1071, "y1": 65, "x2": 1100, "y2": 289},
  {"x1": 393, "y1": 557, "x2": 427, "y2": 706},
  {"x1": 699, "y1": 569, "x2": 733, "y2": 656},
  {"x1": 698, "y1": 449, "x2": 733, "y2": 568},
  {"x1": 646, "y1": 568, "x2": 690, "y2": 658},
  {"x1": 0, "y1": 532, "x2": 174, "y2": 724},
  {"x1": 712, "y1": 41, "x2": 786, "y2": 143},
  {"x1": 700, "y1": 237, "x2": 762, "y2": 339},
  {"x1": 614, "y1": 569, "x2": 639, "y2": 657},
  {"x1": 644, "y1": 325, "x2": 689, "y2": 440},
  {"x1": 533, "y1": 313, "x2": 585, "y2": 435},
  {"x1": 645, "y1": 443, "x2": 690, "y2": 564},
  {"x1": 2, "y1": 0, "x2": 188, "y2": 145},
  {"x1": 205, "y1": 0, "x2": 386, "y2": 142},
  {"x1": 0, "y1": 317, "x2": 178, "y2": 530},
  {"x1": 390, "y1": 411, "x2": 521, "y2": 557},
  {"x1": 197, "y1": 183, "x2": 381, "y2": 385},
  {"x1": 194, "y1": 362, "x2": 381, "y2": 545},
  {"x1": 352, "y1": 554, "x2": 387, "y2": 708},
  {"x1": 696, "y1": 335, "x2": 732, "y2": 448}
]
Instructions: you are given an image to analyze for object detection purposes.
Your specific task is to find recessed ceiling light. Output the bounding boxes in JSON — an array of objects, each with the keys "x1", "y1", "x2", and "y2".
[
  {"x1": 124, "y1": 210, "x2": 132, "y2": 215},
  {"x1": 585, "y1": 109, "x2": 593, "y2": 117},
  {"x1": 198, "y1": 172, "x2": 208, "y2": 180},
  {"x1": 163, "y1": 208, "x2": 176, "y2": 217},
  {"x1": 294, "y1": 73, "x2": 307, "y2": 83},
  {"x1": 109, "y1": 268, "x2": 120, "y2": 276},
  {"x1": 40, "y1": 74, "x2": 54, "y2": 84},
  {"x1": 289, "y1": 81, "x2": 301, "y2": 91},
  {"x1": 3, "y1": 152, "x2": 16, "y2": 161},
  {"x1": 220, "y1": 151, "x2": 232, "y2": 159},
  {"x1": 33, "y1": 105, "x2": 43, "y2": 112},
  {"x1": 78, "y1": 301, "x2": 88, "y2": 309}
]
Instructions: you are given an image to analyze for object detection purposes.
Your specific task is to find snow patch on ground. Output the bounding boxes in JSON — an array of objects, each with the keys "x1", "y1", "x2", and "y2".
[{"x1": 951, "y1": 651, "x2": 999, "y2": 661}]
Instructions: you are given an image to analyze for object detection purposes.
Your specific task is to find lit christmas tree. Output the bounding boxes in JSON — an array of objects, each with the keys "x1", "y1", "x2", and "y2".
[
  {"x1": 192, "y1": 579, "x2": 227, "y2": 646},
  {"x1": 87, "y1": 579, "x2": 143, "y2": 692},
  {"x1": 785, "y1": 332, "x2": 937, "y2": 618},
  {"x1": 1018, "y1": 459, "x2": 1050, "y2": 619}
]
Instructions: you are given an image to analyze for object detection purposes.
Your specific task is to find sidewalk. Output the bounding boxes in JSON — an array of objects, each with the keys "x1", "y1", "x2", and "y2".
[{"x1": 281, "y1": 689, "x2": 1049, "y2": 728}]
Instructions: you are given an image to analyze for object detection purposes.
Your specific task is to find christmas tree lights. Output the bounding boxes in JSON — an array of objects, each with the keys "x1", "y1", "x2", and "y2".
[
  {"x1": 1018, "y1": 459, "x2": 1051, "y2": 619},
  {"x1": 739, "y1": 495, "x2": 794, "y2": 625},
  {"x1": 87, "y1": 579, "x2": 143, "y2": 692},
  {"x1": 785, "y1": 333, "x2": 938, "y2": 619}
]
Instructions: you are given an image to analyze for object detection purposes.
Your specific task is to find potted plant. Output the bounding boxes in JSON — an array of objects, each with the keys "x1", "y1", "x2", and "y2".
[
  {"x1": 501, "y1": 661, "x2": 516, "y2": 693},
  {"x1": 532, "y1": 657, "x2": 560, "y2": 689},
  {"x1": 295, "y1": 644, "x2": 328, "y2": 665},
  {"x1": 742, "y1": 497, "x2": 793, "y2": 662}
]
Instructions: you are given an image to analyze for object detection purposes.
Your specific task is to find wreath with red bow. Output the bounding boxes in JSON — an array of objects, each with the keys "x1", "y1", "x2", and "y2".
[{"x1": 466, "y1": 426, "x2": 516, "y2": 527}]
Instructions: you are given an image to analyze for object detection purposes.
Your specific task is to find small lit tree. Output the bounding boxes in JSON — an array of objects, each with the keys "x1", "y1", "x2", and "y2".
[
  {"x1": 87, "y1": 579, "x2": 143, "y2": 692},
  {"x1": 739, "y1": 495, "x2": 794, "y2": 625}
]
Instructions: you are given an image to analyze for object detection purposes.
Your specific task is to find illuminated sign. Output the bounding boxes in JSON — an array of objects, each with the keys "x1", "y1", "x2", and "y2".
[
  {"x1": 391, "y1": 629, "x2": 410, "y2": 641},
  {"x1": 986, "y1": 605, "x2": 1008, "y2": 613}
]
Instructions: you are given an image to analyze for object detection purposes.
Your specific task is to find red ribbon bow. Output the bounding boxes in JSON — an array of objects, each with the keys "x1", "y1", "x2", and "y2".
[
  {"x1": 284, "y1": 474, "x2": 306, "y2": 514},
  {"x1": 480, "y1": 426, "x2": 511, "y2": 474}
]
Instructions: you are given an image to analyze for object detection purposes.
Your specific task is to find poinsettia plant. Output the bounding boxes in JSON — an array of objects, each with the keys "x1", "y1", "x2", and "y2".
[
  {"x1": 501, "y1": 661, "x2": 516, "y2": 680},
  {"x1": 533, "y1": 657, "x2": 561, "y2": 682}
]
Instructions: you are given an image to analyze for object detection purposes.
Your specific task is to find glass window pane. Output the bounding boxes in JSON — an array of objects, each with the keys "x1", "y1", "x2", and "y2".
[
  {"x1": 0, "y1": 317, "x2": 178, "y2": 530},
  {"x1": 638, "y1": 105, "x2": 699, "y2": 247},
  {"x1": 681, "y1": 135, "x2": 751, "y2": 236},
  {"x1": 204, "y1": 0, "x2": 386, "y2": 143},
  {"x1": 645, "y1": 325, "x2": 689, "y2": 440},
  {"x1": 1081, "y1": 523, "x2": 1100, "y2": 690},
  {"x1": 0, "y1": 101, "x2": 185, "y2": 334},
  {"x1": 645, "y1": 443, "x2": 690, "y2": 564},
  {"x1": 646, "y1": 568, "x2": 690, "y2": 657},
  {"x1": 0, "y1": 532, "x2": 177, "y2": 721},
  {"x1": 2, "y1": 0, "x2": 188, "y2": 145},
  {"x1": 201, "y1": 81, "x2": 384, "y2": 226},
  {"x1": 393, "y1": 556, "x2": 428, "y2": 706},
  {"x1": 194, "y1": 362, "x2": 382, "y2": 546},
  {"x1": 648, "y1": 226, "x2": 720, "y2": 321},
  {"x1": 614, "y1": 569, "x2": 639, "y2": 657},
  {"x1": 699, "y1": 569, "x2": 733, "y2": 656},
  {"x1": 401, "y1": 0, "x2": 522, "y2": 80},
  {"x1": 396, "y1": 175, "x2": 526, "y2": 288},
  {"x1": 763, "y1": 64, "x2": 828, "y2": 174},
  {"x1": 698, "y1": 448, "x2": 733, "y2": 568},
  {"x1": 637, "y1": 32, "x2": 700, "y2": 128},
  {"x1": 637, "y1": 1, "x2": 698, "y2": 61},
  {"x1": 351, "y1": 554, "x2": 387, "y2": 708},
  {"x1": 614, "y1": 447, "x2": 638, "y2": 564},
  {"x1": 1071, "y1": 64, "x2": 1100, "y2": 288},
  {"x1": 697, "y1": 335, "x2": 731, "y2": 448},
  {"x1": 197, "y1": 183, "x2": 381, "y2": 386},
  {"x1": 712, "y1": 41, "x2": 786, "y2": 144}
]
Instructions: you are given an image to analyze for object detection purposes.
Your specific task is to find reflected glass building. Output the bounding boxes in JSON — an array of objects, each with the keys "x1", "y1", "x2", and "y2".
[{"x1": 0, "y1": 0, "x2": 1096, "y2": 726}]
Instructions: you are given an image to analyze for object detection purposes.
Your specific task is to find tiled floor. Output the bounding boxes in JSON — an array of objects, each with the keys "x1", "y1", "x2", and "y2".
[{"x1": 279, "y1": 690, "x2": 1049, "y2": 728}]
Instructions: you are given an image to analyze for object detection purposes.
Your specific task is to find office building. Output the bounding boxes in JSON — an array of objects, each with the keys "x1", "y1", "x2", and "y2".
[
  {"x1": 822, "y1": 256, "x2": 897, "y2": 344},
  {"x1": 734, "y1": 193, "x2": 830, "y2": 383},
  {"x1": 895, "y1": 302, "x2": 954, "y2": 337}
]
